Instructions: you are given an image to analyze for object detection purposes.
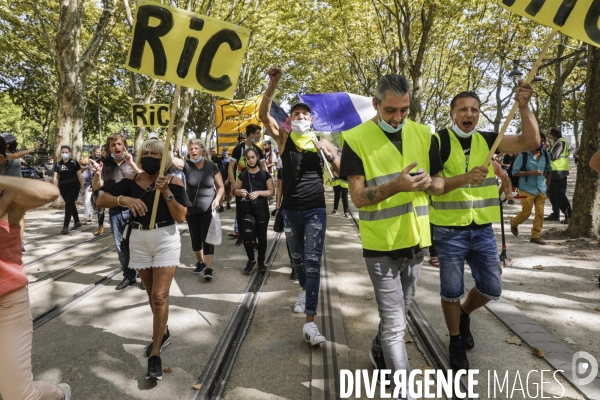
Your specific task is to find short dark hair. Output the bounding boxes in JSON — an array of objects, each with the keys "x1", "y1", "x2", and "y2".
[
  {"x1": 60, "y1": 145, "x2": 71, "y2": 151},
  {"x1": 246, "y1": 124, "x2": 261, "y2": 135},
  {"x1": 374, "y1": 74, "x2": 412, "y2": 103},
  {"x1": 548, "y1": 127, "x2": 562, "y2": 138},
  {"x1": 450, "y1": 91, "x2": 481, "y2": 110}
]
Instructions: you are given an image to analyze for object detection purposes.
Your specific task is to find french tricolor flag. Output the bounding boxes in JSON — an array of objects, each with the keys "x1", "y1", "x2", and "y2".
[{"x1": 298, "y1": 92, "x2": 375, "y2": 132}]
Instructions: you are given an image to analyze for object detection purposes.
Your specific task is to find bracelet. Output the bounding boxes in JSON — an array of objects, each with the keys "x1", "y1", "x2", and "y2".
[
  {"x1": 117, "y1": 195, "x2": 123, "y2": 206},
  {"x1": 263, "y1": 93, "x2": 273, "y2": 101}
]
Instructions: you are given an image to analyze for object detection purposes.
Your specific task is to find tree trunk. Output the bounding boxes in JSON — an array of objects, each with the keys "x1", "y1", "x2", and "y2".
[
  {"x1": 174, "y1": 87, "x2": 195, "y2": 152},
  {"x1": 71, "y1": 75, "x2": 87, "y2": 160},
  {"x1": 565, "y1": 46, "x2": 600, "y2": 238},
  {"x1": 205, "y1": 100, "x2": 216, "y2": 147}
]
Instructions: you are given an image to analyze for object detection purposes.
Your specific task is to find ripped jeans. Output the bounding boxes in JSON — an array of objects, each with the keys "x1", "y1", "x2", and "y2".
[{"x1": 282, "y1": 208, "x2": 327, "y2": 316}]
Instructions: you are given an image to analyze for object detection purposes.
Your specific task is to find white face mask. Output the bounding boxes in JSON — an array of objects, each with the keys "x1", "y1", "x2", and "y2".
[
  {"x1": 291, "y1": 119, "x2": 312, "y2": 135},
  {"x1": 451, "y1": 123, "x2": 475, "y2": 138}
]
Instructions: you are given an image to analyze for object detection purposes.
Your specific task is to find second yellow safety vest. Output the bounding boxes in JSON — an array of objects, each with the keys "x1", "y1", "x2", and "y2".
[{"x1": 550, "y1": 137, "x2": 569, "y2": 172}]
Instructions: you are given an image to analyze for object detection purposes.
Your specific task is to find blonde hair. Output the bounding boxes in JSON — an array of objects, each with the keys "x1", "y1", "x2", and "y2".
[
  {"x1": 187, "y1": 138, "x2": 206, "y2": 154},
  {"x1": 79, "y1": 156, "x2": 90, "y2": 165},
  {"x1": 135, "y1": 140, "x2": 172, "y2": 174}
]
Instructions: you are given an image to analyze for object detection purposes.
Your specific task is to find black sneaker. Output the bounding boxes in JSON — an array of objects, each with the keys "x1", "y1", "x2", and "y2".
[
  {"x1": 449, "y1": 338, "x2": 469, "y2": 372},
  {"x1": 146, "y1": 355, "x2": 162, "y2": 380},
  {"x1": 61, "y1": 226, "x2": 69, "y2": 235},
  {"x1": 290, "y1": 268, "x2": 298, "y2": 280},
  {"x1": 544, "y1": 214, "x2": 559, "y2": 221},
  {"x1": 244, "y1": 260, "x2": 256, "y2": 275},
  {"x1": 226, "y1": 203, "x2": 231, "y2": 209},
  {"x1": 369, "y1": 349, "x2": 387, "y2": 384},
  {"x1": 459, "y1": 308, "x2": 474, "y2": 350},
  {"x1": 145, "y1": 326, "x2": 171, "y2": 357},
  {"x1": 236, "y1": 237, "x2": 242, "y2": 246},
  {"x1": 72, "y1": 221, "x2": 82, "y2": 230},
  {"x1": 258, "y1": 262, "x2": 267, "y2": 273},
  {"x1": 561, "y1": 217, "x2": 570, "y2": 224},
  {"x1": 204, "y1": 268, "x2": 213, "y2": 281},
  {"x1": 218, "y1": 206, "x2": 224, "y2": 213},
  {"x1": 331, "y1": 210, "x2": 337, "y2": 215},
  {"x1": 193, "y1": 262, "x2": 206, "y2": 275}
]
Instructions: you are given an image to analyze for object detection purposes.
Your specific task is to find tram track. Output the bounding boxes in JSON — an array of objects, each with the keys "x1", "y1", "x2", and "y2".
[
  {"x1": 192, "y1": 231, "x2": 283, "y2": 400},
  {"x1": 25, "y1": 231, "x2": 111, "y2": 269},
  {"x1": 32, "y1": 228, "x2": 188, "y2": 331}
]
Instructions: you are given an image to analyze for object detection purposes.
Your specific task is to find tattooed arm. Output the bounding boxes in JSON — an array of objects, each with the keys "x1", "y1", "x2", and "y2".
[{"x1": 348, "y1": 162, "x2": 433, "y2": 208}]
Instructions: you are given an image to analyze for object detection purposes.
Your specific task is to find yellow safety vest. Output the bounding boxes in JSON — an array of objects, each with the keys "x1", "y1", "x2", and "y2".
[
  {"x1": 430, "y1": 129, "x2": 499, "y2": 226},
  {"x1": 342, "y1": 119, "x2": 431, "y2": 251},
  {"x1": 550, "y1": 137, "x2": 569, "y2": 172},
  {"x1": 331, "y1": 178, "x2": 348, "y2": 189}
]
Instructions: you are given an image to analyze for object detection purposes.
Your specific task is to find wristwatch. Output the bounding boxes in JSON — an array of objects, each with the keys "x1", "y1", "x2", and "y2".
[{"x1": 165, "y1": 193, "x2": 174, "y2": 201}]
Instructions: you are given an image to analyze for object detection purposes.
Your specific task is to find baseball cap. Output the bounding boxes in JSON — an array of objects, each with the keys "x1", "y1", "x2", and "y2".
[
  {"x1": 0, "y1": 133, "x2": 17, "y2": 143},
  {"x1": 290, "y1": 102, "x2": 311, "y2": 114},
  {"x1": 148, "y1": 132, "x2": 159, "y2": 140}
]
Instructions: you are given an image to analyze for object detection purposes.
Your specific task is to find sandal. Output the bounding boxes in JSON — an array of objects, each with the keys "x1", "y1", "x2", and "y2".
[{"x1": 429, "y1": 256, "x2": 440, "y2": 267}]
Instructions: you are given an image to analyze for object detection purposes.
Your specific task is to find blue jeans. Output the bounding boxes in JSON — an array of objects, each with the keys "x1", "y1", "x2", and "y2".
[
  {"x1": 433, "y1": 225, "x2": 502, "y2": 302},
  {"x1": 109, "y1": 208, "x2": 134, "y2": 280},
  {"x1": 282, "y1": 208, "x2": 326, "y2": 316}
]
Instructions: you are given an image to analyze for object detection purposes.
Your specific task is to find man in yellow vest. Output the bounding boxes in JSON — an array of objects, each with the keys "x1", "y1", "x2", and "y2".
[
  {"x1": 545, "y1": 127, "x2": 572, "y2": 224},
  {"x1": 431, "y1": 84, "x2": 539, "y2": 372},
  {"x1": 340, "y1": 74, "x2": 445, "y2": 397}
]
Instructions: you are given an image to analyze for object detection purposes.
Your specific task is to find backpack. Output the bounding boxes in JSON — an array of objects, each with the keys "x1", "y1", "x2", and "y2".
[{"x1": 507, "y1": 151, "x2": 549, "y2": 189}]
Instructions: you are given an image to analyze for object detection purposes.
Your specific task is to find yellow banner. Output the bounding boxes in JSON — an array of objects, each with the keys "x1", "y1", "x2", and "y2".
[
  {"x1": 215, "y1": 94, "x2": 263, "y2": 152},
  {"x1": 131, "y1": 104, "x2": 170, "y2": 127},
  {"x1": 125, "y1": 0, "x2": 251, "y2": 99},
  {"x1": 499, "y1": 0, "x2": 600, "y2": 47}
]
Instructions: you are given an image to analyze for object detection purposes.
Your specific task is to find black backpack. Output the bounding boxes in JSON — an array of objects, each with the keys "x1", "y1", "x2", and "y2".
[{"x1": 507, "y1": 151, "x2": 549, "y2": 189}]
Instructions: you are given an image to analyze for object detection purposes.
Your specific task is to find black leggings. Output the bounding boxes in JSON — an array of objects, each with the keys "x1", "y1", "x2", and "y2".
[
  {"x1": 242, "y1": 211, "x2": 270, "y2": 263},
  {"x1": 333, "y1": 185, "x2": 349, "y2": 213},
  {"x1": 186, "y1": 210, "x2": 215, "y2": 255},
  {"x1": 60, "y1": 184, "x2": 80, "y2": 227}
]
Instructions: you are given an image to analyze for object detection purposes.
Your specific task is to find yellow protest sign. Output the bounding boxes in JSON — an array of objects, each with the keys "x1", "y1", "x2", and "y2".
[
  {"x1": 126, "y1": 0, "x2": 251, "y2": 99},
  {"x1": 215, "y1": 94, "x2": 263, "y2": 152},
  {"x1": 499, "y1": 0, "x2": 600, "y2": 47},
  {"x1": 131, "y1": 104, "x2": 170, "y2": 127}
]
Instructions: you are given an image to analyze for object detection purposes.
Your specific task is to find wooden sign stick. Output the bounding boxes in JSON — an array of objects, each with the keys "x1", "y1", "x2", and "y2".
[
  {"x1": 483, "y1": 28, "x2": 558, "y2": 167},
  {"x1": 149, "y1": 84, "x2": 181, "y2": 229}
]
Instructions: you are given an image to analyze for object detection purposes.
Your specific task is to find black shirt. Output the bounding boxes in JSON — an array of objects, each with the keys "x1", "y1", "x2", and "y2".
[
  {"x1": 281, "y1": 135, "x2": 326, "y2": 211},
  {"x1": 183, "y1": 160, "x2": 219, "y2": 213},
  {"x1": 339, "y1": 127, "x2": 443, "y2": 260},
  {"x1": 54, "y1": 159, "x2": 81, "y2": 187},
  {"x1": 433, "y1": 129, "x2": 499, "y2": 230},
  {"x1": 239, "y1": 169, "x2": 272, "y2": 215},
  {"x1": 109, "y1": 176, "x2": 191, "y2": 225}
]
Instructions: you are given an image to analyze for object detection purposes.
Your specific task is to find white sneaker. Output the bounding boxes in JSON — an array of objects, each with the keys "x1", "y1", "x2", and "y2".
[
  {"x1": 293, "y1": 290, "x2": 306, "y2": 313},
  {"x1": 57, "y1": 383, "x2": 71, "y2": 400},
  {"x1": 303, "y1": 322, "x2": 326, "y2": 345}
]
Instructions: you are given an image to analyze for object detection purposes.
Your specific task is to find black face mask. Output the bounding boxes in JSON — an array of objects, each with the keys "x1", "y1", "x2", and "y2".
[
  {"x1": 7, "y1": 142, "x2": 17, "y2": 152},
  {"x1": 141, "y1": 157, "x2": 161, "y2": 175}
]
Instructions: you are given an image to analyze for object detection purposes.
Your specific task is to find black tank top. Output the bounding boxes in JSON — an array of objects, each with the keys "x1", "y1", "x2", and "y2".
[{"x1": 281, "y1": 135, "x2": 325, "y2": 211}]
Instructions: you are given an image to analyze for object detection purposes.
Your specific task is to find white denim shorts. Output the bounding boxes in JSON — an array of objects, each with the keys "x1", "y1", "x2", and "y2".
[{"x1": 128, "y1": 224, "x2": 181, "y2": 269}]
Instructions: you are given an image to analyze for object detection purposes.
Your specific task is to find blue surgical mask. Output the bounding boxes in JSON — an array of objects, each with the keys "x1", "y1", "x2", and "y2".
[
  {"x1": 451, "y1": 123, "x2": 475, "y2": 138},
  {"x1": 221, "y1": 151, "x2": 227, "y2": 157},
  {"x1": 61, "y1": 153, "x2": 70, "y2": 160},
  {"x1": 377, "y1": 111, "x2": 404, "y2": 133},
  {"x1": 111, "y1": 153, "x2": 125, "y2": 160},
  {"x1": 190, "y1": 155, "x2": 203, "y2": 163}
]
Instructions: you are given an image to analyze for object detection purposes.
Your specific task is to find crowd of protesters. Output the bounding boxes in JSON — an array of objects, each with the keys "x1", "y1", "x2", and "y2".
[{"x1": 2, "y1": 64, "x2": 595, "y2": 397}]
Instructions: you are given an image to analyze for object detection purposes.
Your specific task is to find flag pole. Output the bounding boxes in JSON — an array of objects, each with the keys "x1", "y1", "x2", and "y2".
[
  {"x1": 149, "y1": 84, "x2": 181, "y2": 229},
  {"x1": 483, "y1": 28, "x2": 558, "y2": 167}
]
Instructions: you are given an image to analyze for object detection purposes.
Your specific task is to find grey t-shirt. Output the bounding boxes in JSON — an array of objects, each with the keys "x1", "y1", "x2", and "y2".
[
  {"x1": 183, "y1": 160, "x2": 219, "y2": 213},
  {"x1": 1, "y1": 158, "x2": 22, "y2": 177}
]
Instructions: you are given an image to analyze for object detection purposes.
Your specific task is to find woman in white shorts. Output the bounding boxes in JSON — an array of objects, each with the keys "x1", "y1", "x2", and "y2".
[{"x1": 98, "y1": 140, "x2": 190, "y2": 381}]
